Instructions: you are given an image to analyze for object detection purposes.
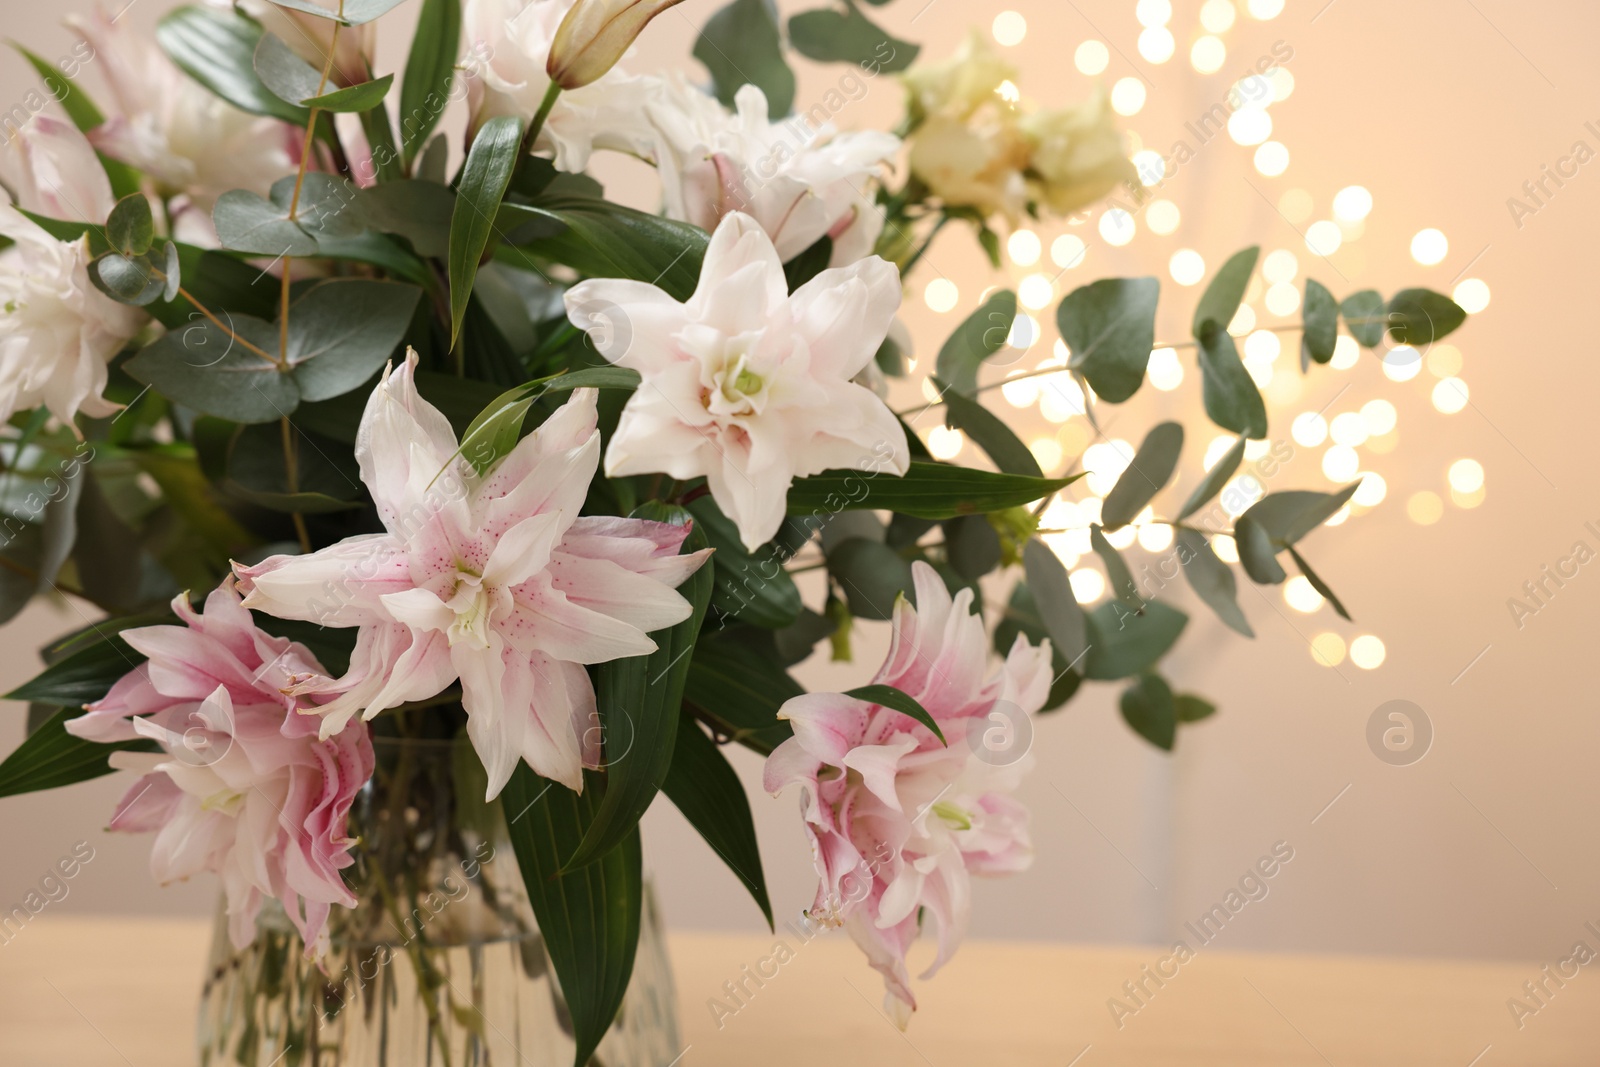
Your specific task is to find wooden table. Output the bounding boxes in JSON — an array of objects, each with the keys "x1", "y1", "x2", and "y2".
[{"x1": 1, "y1": 917, "x2": 1595, "y2": 1065}]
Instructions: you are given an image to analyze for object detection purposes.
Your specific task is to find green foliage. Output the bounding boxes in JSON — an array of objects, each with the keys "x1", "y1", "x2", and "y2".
[
  {"x1": 687, "y1": 497, "x2": 803, "y2": 628},
  {"x1": 1192, "y1": 246, "x2": 1258, "y2": 337},
  {"x1": 1340, "y1": 289, "x2": 1386, "y2": 347},
  {"x1": 1083, "y1": 600, "x2": 1187, "y2": 681},
  {"x1": 1055, "y1": 277, "x2": 1158, "y2": 403},
  {"x1": 787, "y1": 462, "x2": 1081, "y2": 520},
  {"x1": 1385, "y1": 288, "x2": 1466, "y2": 346},
  {"x1": 937, "y1": 381, "x2": 1043, "y2": 478},
  {"x1": 1120, "y1": 673, "x2": 1175, "y2": 750},
  {"x1": 661, "y1": 717, "x2": 773, "y2": 927},
  {"x1": 1101, "y1": 422, "x2": 1182, "y2": 529},
  {"x1": 1175, "y1": 528, "x2": 1253, "y2": 637},
  {"x1": 399, "y1": 0, "x2": 461, "y2": 165},
  {"x1": 1197, "y1": 328, "x2": 1267, "y2": 439},
  {"x1": 936, "y1": 289, "x2": 1017, "y2": 397},
  {"x1": 158, "y1": 6, "x2": 310, "y2": 124},
  {"x1": 827, "y1": 537, "x2": 913, "y2": 620},
  {"x1": 1021, "y1": 537, "x2": 1086, "y2": 666},
  {"x1": 501, "y1": 766, "x2": 642, "y2": 1067},
  {"x1": 449, "y1": 115, "x2": 524, "y2": 347},
  {"x1": 695, "y1": 0, "x2": 794, "y2": 117},
  {"x1": 845, "y1": 684, "x2": 944, "y2": 744},
  {"x1": 1301, "y1": 278, "x2": 1338, "y2": 365},
  {"x1": 788, "y1": 3, "x2": 918, "y2": 70},
  {"x1": 0, "y1": 708, "x2": 157, "y2": 799}
]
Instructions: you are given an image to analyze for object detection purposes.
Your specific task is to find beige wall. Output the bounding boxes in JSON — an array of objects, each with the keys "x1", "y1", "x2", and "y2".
[{"x1": 3, "y1": 0, "x2": 1597, "y2": 966}]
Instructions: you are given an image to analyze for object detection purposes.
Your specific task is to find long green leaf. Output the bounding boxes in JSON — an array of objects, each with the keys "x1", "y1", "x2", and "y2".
[
  {"x1": 449, "y1": 115, "x2": 523, "y2": 347},
  {"x1": 501, "y1": 766, "x2": 641, "y2": 1067},
  {"x1": 0, "y1": 708, "x2": 156, "y2": 799},
  {"x1": 398, "y1": 0, "x2": 461, "y2": 164},
  {"x1": 1286, "y1": 544, "x2": 1351, "y2": 621},
  {"x1": 1022, "y1": 537, "x2": 1087, "y2": 666},
  {"x1": 682, "y1": 637, "x2": 799, "y2": 754},
  {"x1": 157, "y1": 6, "x2": 310, "y2": 124},
  {"x1": 787, "y1": 462, "x2": 1080, "y2": 520},
  {"x1": 6, "y1": 631, "x2": 144, "y2": 706},
  {"x1": 661, "y1": 716, "x2": 773, "y2": 927},
  {"x1": 499, "y1": 198, "x2": 707, "y2": 301},
  {"x1": 845, "y1": 683, "x2": 944, "y2": 744},
  {"x1": 686, "y1": 497, "x2": 802, "y2": 628},
  {"x1": 1175, "y1": 527, "x2": 1253, "y2": 638},
  {"x1": 1197, "y1": 328, "x2": 1267, "y2": 440}
]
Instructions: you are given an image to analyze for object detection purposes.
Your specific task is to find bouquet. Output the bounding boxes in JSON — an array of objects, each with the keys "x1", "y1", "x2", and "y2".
[{"x1": 0, "y1": 0, "x2": 1467, "y2": 1061}]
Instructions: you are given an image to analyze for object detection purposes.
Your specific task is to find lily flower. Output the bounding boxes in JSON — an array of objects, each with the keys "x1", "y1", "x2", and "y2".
[
  {"x1": 564, "y1": 211, "x2": 909, "y2": 551},
  {"x1": 764, "y1": 562, "x2": 1053, "y2": 1025},
  {"x1": 234, "y1": 352, "x2": 710, "y2": 798}
]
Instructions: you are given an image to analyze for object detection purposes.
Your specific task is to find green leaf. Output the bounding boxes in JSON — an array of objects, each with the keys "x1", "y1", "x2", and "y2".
[
  {"x1": 450, "y1": 114, "x2": 523, "y2": 348},
  {"x1": 1301, "y1": 278, "x2": 1338, "y2": 366},
  {"x1": 284, "y1": 279, "x2": 420, "y2": 401},
  {"x1": 1286, "y1": 544, "x2": 1351, "y2": 621},
  {"x1": 1083, "y1": 600, "x2": 1187, "y2": 681},
  {"x1": 1102, "y1": 421, "x2": 1183, "y2": 529},
  {"x1": 1175, "y1": 694, "x2": 1216, "y2": 723},
  {"x1": 661, "y1": 717, "x2": 773, "y2": 927},
  {"x1": 783, "y1": 234, "x2": 833, "y2": 293},
  {"x1": 0, "y1": 708, "x2": 157, "y2": 799},
  {"x1": 1174, "y1": 528, "x2": 1253, "y2": 637},
  {"x1": 1022, "y1": 537, "x2": 1087, "y2": 666},
  {"x1": 1192, "y1": 246, "x2": 1258, "y2": 338},
  {"x1": 124, "y1": 315, "x2": 293, "y2": 423},
  {"x1": 361, "y1": 178, "x2": 456, "y2": 256},
  {"x1": 695, "y1": 0, "x2": 794, "y2": 117},
  {"x1": 566, "y1": 507, "x2": 712, "y2": 871},
  {"x1": 91, "y1": 251, "x2": 166, "y2": 306},
  {"x1": 106, "y1": 194, "x2": 153, "y2": 256},
  {"x1": 827, "y1": 537, "x2": 913, "y2": 621},
  {"x1": 944, "y1": 514, "x2": 1002, "y2": 580},
  {"x1": 359, "y1": 99, "x2": 404, "y2": 182},
  {"x1": 499, "y1": 198, "x2": 706, "y2": 302},
  {"x1": 844, "y1": 683, "x2": 945, "y2": 744},
  {"x1": 682, "y1": 637, "x2": 799, "y2": 755},
  {"x1": 1120, "y1": 673, "x2": 1176, "y2": 750},
  {"x1": 160, "y1": 241, "x2": 181, "y2": 302},
  {"x1": 1242, "y1": 482, "x2": 1361, "y2": 545},
  {"x1": 1340, "y1": 289, "x2": 1385, "y2": 347},
  {"x1": 264, "y1": 0, "x2": 409, "y2": 24},
  {"x1": 1056, "y1": 277, "x2": 1159, "y2": 404},
  {"x1": 501, "y1": 766, "x2": 642, "y2": 1067},
  {"x1": 937, "y1": 382, "x2": 1043, "y2": 478},
  {"x1": 157, "y1": 6, "x2": 310, "y2": 124},
  {"x1": 398, "y1": 0, "x2": 461, "y2": 165},
  {"x1": 10, "y1": 41, "x2": 103, "y2": 131},
  {"x1": 1197, "y1": 328, "x2": 1267, "y2": 439},
  {"x1": 686, "y1": 497, "x2": 802, "y2": 629},
  {"x1": 1090, "y1": 525, "x2": 1141, "y2": 609},
  {"x1": 935, "y1": 289, "x2": 1016, "y2": 397},
  {"x1": 6, "y1": 630, "x2": 145, "y2": 706},
  {"x1": 788, "y1": 4, "x2": 919, "y2": 70},
  {"x1": 304, "y1": 74, "x2": 393, "y2": 112},
  {"x1": 992, "y1": 583, "x2": 1080, "y2": 711},
  {"x1": 214, "y1": 173, "x2": 364, "y2": 256},
  {"x1": 1176, "y1": 435, "x2": 1245, "y2": 521},
  {"x1": 252, "y1": 30, "x2": 324, "y2": 106},
  {"x1": 787, "y1": 462, "x2": 1080, "y2": 520},
  {"x1": 1385, "y1": 288, "x2": 1466, "y2": 346},
  {"x1": 1232, "y1": 513, "x2": 1285, "y2": 584}
]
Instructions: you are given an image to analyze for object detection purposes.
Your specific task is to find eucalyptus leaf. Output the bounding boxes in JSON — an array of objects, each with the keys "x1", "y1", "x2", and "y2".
[
  {"x1": 1056, "y1": 276, "x2": 1159, "y2": 404},
  {"x1": 1232, "y1": 513, "x2": 1285, "y2": 584},
  {"x1": 360, "y1": 179, "x2": 456, "y2": 256},
  {"x1": 695, "y1": 0, "x2": 794, "y2": 117},
  {"x1": 1197, "y1": 328, "x2": 1267, "y2": 439},
  {"x1": 1286, "y1": 544, "x2": 1351, "y2": 621},
  {"x1": 1386, "y1": 288, "x2": 1466, "y2": 346},
  {"x1": 304, "y1": 74, "x2": 394, "y2": 112},
  {"x1": 1340, "y1": 289, "x2": 1385, "y2": 347},
  {"x1": 1102, "y1": 421, "x2": 1183, "y2": 529},
  {"x1": 1175, "y1": 694, "x2": 1216, "y2": 722},
  {"x1": 788, "y1": 4, "x2": 918, "y2": 70},
  {"x1": 1175, "y1": 527, "x2": 1253, "y2": 637},
  {"x1": 1302, "y1": 278, "x2": 1338, "y2": 366},
  {"x1": 1192, "y1": 246, "x2": 1258, "y2": 337},
  {"x1": 1090, "y1": 525, "x2": 1141, "y2": 609},
  {"x1": 253, "y1": 30, "x2": 324, "y2": 106},
  {"x1": 1120, "y1": 673, "x2": 1176, "y2": 750},
  {"x1": 827, "y1": 537, "x2": 913, "y2": 621},
  {"x1": 265, "y1": 0, "x2": 409, "y2": 25},
  {"x1": 106, "y1": 194, "x2": 153, "y2": 256},
  {"x1": 92, "y1": 252, "x2": 166, "y2": 306},
  {"x1": 936, "y1": 289, "x2": 1017, "y2": 397},
  {"x1": 937, "y1": 381, "x2": 1043, "y2": 478},
  {"x1": 124, "y1": 315, "x2": 295, "y2": 423},
  {"x1": 284, "y1": 279, "x2": 421, "y2": 401},
  {"x1": 1083, "y1": 600, "x2": 1187, "y2": 681},
  {"x1": 1176, "y1": 435, "x2": 1245, "y2": 521},
  {"x1": 944, "y1": 514, "x2": 1002, "y2": 581},
  {"x1": 1022, "y1": 537, "x2": 1087, "y2": 667},
  {"x1": 1242, "y1": 483, "x2": 1361, "y2": 545}
]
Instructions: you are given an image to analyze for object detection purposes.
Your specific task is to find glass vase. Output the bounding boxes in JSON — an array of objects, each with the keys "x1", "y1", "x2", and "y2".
[{"x1": 196, "y1": 735, "x2": 679, "y2": 1066}]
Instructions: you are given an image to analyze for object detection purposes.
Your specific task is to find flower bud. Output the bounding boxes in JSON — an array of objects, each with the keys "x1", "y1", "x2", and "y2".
[{"x1": 546, "y1": 0, "x2": 686, "y2": 90}]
